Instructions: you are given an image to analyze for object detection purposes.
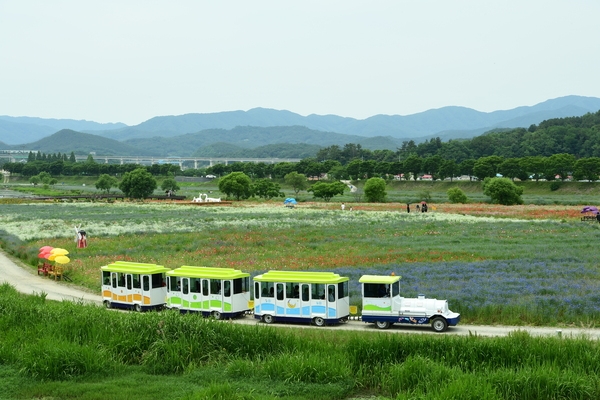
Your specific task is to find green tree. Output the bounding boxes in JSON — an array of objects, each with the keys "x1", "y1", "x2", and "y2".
[
  {"x1": 284, "y1": 172, "x2": 309, "y2": 195},
  {"x1": 118, "y1": 168, "x2": 157, "y2": 199},
  {"x1": 482, "y1": 177, "x2": 524, "y2": 205},
  {"x1": 403, "y1": 154, "x2": 422, "y2": 181},
  {"x1": 438, "y1": 159, "x2": 459, "y2": 181},
  {"x1": 218, "y1": 172, "x2": 252, "y2": 200},
  {"x1": 573, "y1": 157, "x2": 600, "y2": 182},
  {"x1": 364, "y1": 177, "x2": 387, "y2": 202},
  {"x1": 307, "y1": 181, "x2": 346, "y2": 202},
  {"x1": 253, "y1": 179, "x2": 283, "y2": 200},
  {"x1": 546, "y1": 153, "x2": 576, "y2": 181},
  {"x1": 95, "y1": 174, "x2": 118, "y2": 193},
  {"x1": 447, "y1": 187, "x2": 468, "y2": 204},
  {"x1": 29, "y1": 176, "x2": 40, "y2": 186},
  {"x1": 473, "y1": 156, "x2": 504, "y2": 181},
  {"x1": 160, "y1": 177, "x2": 181, "y2": 193}
]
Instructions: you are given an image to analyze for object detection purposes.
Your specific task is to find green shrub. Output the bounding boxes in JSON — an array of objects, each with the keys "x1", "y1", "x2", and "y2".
[{"x1": 447, "y1": 187, "x2": 468, "y2": 203}]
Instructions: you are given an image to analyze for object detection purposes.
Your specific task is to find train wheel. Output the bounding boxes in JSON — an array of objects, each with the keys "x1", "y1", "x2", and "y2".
[
  {"x1": 313, "y1": 317, "x2": 325, "y2": 327},
  {"x1": 432, "y1": 317, "x2": 448, "y2": 332},
  {"x1": 263, "y1": 314, "x2": 274, "y2": 324},
  {"x1": 103, "y1": 300, "x2": 111, "y2": 309},
  {"x1": 376, "y1": 321, "x2": 390, "y2": 329},
  {"x1": 134, "y1": 304, "x2": 142, "y2": 313},
  {"x1": 212, "y1": 311, "x2": 222, "y2": 320}
]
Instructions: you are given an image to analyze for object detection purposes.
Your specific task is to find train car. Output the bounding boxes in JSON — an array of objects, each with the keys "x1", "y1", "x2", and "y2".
[
  {"x1": 253, "y1": 270, "x2": 349, "y2": 326},
  {"x1": 359, "y1": 274, "x2": 460, "y2": 332},
  {"x1": 101, "y1": 261, "x2": 169, "y2": 311},
  {"x1": 165, "y1": 266, "x2": 251, "y2": 319}
]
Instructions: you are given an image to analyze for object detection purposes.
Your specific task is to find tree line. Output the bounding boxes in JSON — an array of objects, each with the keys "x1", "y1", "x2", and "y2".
[{"x1": 2, "y1": 110, "x2": 600, "y2": 183}]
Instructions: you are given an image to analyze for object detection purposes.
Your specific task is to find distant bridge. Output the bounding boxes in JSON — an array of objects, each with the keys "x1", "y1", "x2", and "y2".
[
  {"x1": 74, "y1": 155, "x2": 301, "y2": 168},
  {"x1": 0, "y1": 151, "x2": 300, "y2": 167}
]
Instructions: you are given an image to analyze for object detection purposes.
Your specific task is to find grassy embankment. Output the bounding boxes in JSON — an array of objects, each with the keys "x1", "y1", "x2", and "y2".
[{"x1": 1, "y1": 284, "x2": 600, "y2": 400}]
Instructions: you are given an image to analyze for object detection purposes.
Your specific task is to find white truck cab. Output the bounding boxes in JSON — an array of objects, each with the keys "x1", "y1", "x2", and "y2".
[{"x1": 359, "y1": 274, "x2": 460, "y2": 332}]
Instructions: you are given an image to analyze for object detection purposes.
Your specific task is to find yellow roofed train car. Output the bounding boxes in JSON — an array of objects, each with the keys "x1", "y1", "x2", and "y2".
[
  {"x1": 253, "y1": 270, "x2": 349, "y2": 326},
  {"x1": 101, "y1": 261, "x2": 170, "y2": 311}
]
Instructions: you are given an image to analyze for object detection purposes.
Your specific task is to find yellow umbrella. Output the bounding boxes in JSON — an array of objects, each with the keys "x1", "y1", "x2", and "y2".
[
  {"x1": 54, "y1": 255, "x2": 70, "y2": 264},
  {"x1": 47, "y1": 254, "x2": 57, "y2": 261},
  {"x1": 50, "y1": 248, "x2": 69, "y2": 256}
]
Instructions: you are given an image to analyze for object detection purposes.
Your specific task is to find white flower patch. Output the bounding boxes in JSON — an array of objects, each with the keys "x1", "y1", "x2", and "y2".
[{"x1": 0, "y1": 203, "x2": 548, "y2": 241}]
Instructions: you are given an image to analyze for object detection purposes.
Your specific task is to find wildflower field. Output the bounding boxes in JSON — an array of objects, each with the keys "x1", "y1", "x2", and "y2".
[
  {"x1": 2, "y1": 200, "x2": 600, "y2": 326},
  {"x1": 3, "y1": 200, "x2": 600, "y2": 399}
]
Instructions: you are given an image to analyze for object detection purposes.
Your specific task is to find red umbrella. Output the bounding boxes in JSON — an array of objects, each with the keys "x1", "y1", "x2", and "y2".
[{"x1": 39, "y1": 246, "x2": 53, "y2": 252}]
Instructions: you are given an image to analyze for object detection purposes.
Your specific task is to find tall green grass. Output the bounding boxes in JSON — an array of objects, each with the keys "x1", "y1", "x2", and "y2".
[{"x1": 2, "y1": 284, "x2": 600, "y2": 399}]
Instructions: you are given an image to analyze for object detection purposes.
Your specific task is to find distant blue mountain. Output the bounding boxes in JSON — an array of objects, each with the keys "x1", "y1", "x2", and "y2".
[
  {"x1": 0, "y1": 116, "x2": 126, "y2": 145},
  {"x1": 1, "y1": 95, "x2": 599, "y2": 145}
]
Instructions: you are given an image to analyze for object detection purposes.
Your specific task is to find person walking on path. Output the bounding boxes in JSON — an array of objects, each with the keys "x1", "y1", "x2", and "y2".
[
  {"x1": 406, "y1": 203, "x2": 410, "y2": 213},
  {"x1": 341, "y1": 203, "x2": 345, "y2": 211}
]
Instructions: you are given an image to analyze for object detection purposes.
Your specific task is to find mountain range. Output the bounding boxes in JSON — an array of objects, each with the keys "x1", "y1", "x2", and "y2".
[{"x1": 1, "y1": 95, "x2": 599, "y2": 157}]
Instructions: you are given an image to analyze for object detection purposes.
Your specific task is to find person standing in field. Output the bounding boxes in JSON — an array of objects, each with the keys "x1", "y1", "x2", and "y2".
[
  {"x1": 341, "y1": 203, "x2": 345, "y2": 211},
  {"x1": 406, "y1": 203, "x2": 410, "y2": 213}
]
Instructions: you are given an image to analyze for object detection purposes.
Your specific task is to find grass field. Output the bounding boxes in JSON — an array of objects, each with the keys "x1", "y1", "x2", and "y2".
[{"x1": 2, "y1": 181, "x2": 600, "y2": 398}]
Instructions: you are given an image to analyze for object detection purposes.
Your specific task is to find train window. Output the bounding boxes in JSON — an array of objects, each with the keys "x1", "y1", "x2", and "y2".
[
  {"x1": 182, "y1": 279, "x2": 189, "y2": 295},
  {"x1": 112, "y1": 273, "x2": 117, "y2": 288},
  {"x1": 311, "y1": 283, "x2": 325, "y2": 300},
  {"x1": 168, "y1": 276, "x2": 178, "y2": 292},
  {"x1": 223, "y1": 281, "x2": 231, "y2": 297},
  {"x1": 276, "y1": 283, "x2": 284, "y2": 300},
  {"x1": 364, "y1": 283, "x2": 388, "y2": 298},
  {"x1": 151, "y1": 273, "x2": 164, "y2": 289},
  {"x1": 301, "y1": 284, "x2": 309, "y2": 301},
  {"x1": 143, "y1": 276, "x2": 150, "y2": 291},
  {"x1": 102, "y1": 271, "x2": 110, "y2": 285},
  {"x1": 286, "y1": 282, "x2": 299, "y2": 299},
  {"x1": 328, "y1": 285, "x2": 336, "y2": 302},
  {"x1": 126, "y1": 275, "x2": 133, "y2": 290},
  {"x1": 243, "y1": 277, "x2": 249, "y2": 293},
  {"x1": 260, "y1": 282, "x2": 274, "y2": 297},
  {"x1": 118, "y1": 273, "x2": 126, "y2": 288},
  {"x1": 133, "y1": 274, "x2": 141, "y2": 289},
  {"x1": 202, "y1": 280, "x2": 209, "y2": 296},
  {"x1": 391, "y1": 281, "x2": 400, "y2": 297},
  {"x1": 210, "y1": 279, "x2": 221, "y2": 295},
  {"x1": 338, "y1": 281, "x2": 348, "y2": 298},
  {"x1": 254, "y1": 282, "x2": 260, "y2": 299},
  {"x1": 190, "y1": 278, "x2": 201, "y2": 293}
]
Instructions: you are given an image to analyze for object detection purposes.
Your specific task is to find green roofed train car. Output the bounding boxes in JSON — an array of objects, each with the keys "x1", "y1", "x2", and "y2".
[{"x1": 166, "y1": 266, "x2": 251, "y2": 319}]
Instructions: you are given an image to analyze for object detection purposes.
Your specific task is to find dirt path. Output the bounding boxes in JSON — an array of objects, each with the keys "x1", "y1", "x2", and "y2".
[
  {"x1": 0, "y1": 249, "x2": 102, "y2": 304},
  {"x1": 2, "y1": 249, "x2": 600, "y2": 339}
]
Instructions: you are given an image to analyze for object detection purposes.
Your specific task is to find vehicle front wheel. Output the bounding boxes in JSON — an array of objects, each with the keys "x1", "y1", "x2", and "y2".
[
  {"x1": 431, "y1": 317, "x2": 448, "y2": 332},
  {"x1": 313, "y1": 317, "x2": 325, "y2": 327},
  {"x1": 375, "y1": 320, "x2": 390, "y2": 329},
  {"x1": 263, "y1": 314, "x2": 274, "y2": 324},
  {"x1": 134, "y1": 303, "x2": 142, "y2": 313},
  {"x1": 212, "y1": 311, "x2": 222, "y2": 320},
  {"x1": 104, "y1": 300, "x2": 111, "y2": 309}
]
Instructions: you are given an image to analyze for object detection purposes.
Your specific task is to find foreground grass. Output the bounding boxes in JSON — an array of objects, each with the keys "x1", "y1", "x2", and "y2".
[{"x1": 1, "y1": 284, "x2": 600, "y2": 399}]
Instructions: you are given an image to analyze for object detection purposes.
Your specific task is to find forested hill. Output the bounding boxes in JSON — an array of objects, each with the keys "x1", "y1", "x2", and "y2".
[
  {"x1": 318, "y1": 110, "x2": 600, "y2": 163},
  {"x1": 463, "y1": 109, "x2": 600, "y2": 159}
]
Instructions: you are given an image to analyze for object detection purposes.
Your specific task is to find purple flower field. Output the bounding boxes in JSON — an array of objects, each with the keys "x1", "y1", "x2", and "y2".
[{"x1": 329, "y1": 260, "x2": 600, "y2": 322}]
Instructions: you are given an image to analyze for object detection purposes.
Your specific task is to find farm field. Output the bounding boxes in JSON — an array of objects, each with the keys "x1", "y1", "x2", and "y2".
[{"x1": 2, "y1": 197, "x2": 600, "y2": 398}]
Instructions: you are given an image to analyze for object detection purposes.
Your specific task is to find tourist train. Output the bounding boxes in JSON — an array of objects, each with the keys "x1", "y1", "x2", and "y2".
[{"x1": 101, "y1": 261, "x2": 460, "y2": 332}]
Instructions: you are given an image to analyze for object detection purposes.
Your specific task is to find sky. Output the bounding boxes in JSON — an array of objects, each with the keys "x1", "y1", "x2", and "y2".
[{"x1": 1, "y1": 1, "x2": 600, "y2": 126}]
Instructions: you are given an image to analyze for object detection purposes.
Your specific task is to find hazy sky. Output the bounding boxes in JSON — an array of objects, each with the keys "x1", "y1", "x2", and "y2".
[{"x1": 1, "y1": 1, "x2": 599, "y2": 125}]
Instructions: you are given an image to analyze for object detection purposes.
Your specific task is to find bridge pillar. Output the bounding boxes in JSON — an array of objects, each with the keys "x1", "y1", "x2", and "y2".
[{"x1": 194, "y1": 160, "x2": 198, "y2": 169}]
